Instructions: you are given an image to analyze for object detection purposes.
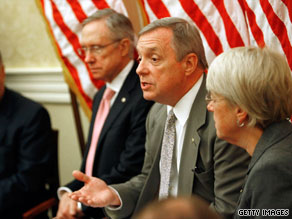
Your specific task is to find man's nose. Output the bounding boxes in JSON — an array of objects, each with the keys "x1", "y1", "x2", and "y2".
[
  {"x1": 84, "y1": 51, "x2": 96, "y2": 63},
  {"x1": 136, "y1": 59, "x2": 147, "y2": 76}
]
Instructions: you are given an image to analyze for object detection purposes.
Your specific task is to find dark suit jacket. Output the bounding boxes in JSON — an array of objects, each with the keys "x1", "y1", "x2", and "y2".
[
  {"x1": 234, "y1": 120, "x2": 292, "y2": 219},
  {"x1": 0, "y1": 88, "x2": 54, "y2": 218},
  {"x1": 108, "y1": 75, "x2": 250, "y2": 219},
  {"x1": 67, "y1": 62, "x2": 153, "y2": 218}
]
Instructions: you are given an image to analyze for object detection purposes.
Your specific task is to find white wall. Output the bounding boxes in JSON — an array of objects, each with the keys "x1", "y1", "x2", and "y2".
[{"x1": 44, "y1": 103, "x2": 89, "y2": 186}]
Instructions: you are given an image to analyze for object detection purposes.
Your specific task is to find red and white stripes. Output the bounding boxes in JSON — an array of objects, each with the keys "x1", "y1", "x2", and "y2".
[
  {"x1": 140, "y1": 0, "x2": 292, "y2": 69},
  {"x1": 39, "y1": 0, "x2": 291, "y2": 113}
]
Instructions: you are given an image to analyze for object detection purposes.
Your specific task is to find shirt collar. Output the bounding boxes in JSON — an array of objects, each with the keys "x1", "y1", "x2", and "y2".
[
  {"x1": 106, "y1": 60, "x2": 134, "y2": 93},
  {"x1": 167, "y1": 74, "x2": 203, "y2": 126}
]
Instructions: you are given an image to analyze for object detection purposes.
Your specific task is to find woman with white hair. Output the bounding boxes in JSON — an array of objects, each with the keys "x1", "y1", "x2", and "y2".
[{"x1": 206, "y1": 46, "x2": 292, "y2": 218}]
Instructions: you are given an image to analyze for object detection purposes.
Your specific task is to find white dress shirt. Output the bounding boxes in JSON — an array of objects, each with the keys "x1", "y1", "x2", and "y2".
[
  {"x1": 165, "y1": 74, "x2": 203, "y2": 197},
  {"x1": 110, "y1": 74, "x2": 203, "y2": 209},
  {"x1": 106, "y1": 60, "x2": 134, "y2": 106}
]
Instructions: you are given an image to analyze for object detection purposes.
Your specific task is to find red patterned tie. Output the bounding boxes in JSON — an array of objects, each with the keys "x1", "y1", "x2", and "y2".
[{"x1": 85, "y1": 87, "x2": 115, "y2": 176}]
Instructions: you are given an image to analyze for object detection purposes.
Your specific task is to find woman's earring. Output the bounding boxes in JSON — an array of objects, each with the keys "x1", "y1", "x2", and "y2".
[{"x1": 237, "y1": 120, "x2": 245, "y2": 128}]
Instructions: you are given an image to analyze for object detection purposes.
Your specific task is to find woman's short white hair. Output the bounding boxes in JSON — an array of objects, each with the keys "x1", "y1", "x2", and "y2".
[{"x1": 207, "y1": 46, "x2": 292, "y2": 128}]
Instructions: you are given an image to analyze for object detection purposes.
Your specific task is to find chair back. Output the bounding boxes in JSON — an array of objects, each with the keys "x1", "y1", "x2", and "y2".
[
  {"x1": 22, "y1": 129, "x2": 60, "y2": 219},
  {"x1": 46, "y1": 129, "x2": 60, "y2": 213}
]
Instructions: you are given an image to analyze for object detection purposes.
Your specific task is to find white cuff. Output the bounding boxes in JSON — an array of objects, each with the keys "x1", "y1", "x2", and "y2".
[
  {"x1": 57, "y1": 186, "x2": 73, "y2": 200},
  {"x1": 77, "y1": 201, "x2": 82, "y2": 210},
  {"x1": 106, "y1": 186, "x2": 123, "y2": 211},
  {"x1": 57, "y1": 186, "x2": 82, "y2": 210}
]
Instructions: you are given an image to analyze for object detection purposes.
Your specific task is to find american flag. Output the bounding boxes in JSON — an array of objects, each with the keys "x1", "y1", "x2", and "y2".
[
  {"x1": 140, "y1": 0, "x2": 292, "y2": 68},
  {"x1": 38, "y1": 0, "x2": 292, "y2": 116}
]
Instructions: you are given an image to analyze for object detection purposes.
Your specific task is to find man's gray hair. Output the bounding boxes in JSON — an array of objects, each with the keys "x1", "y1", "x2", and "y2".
[
  {"x1": 139, "y1": 17, "x2": 208, "y2": 69},
  {"x1": 82, "y1": 8, "x2": 135, "y2": 58}
]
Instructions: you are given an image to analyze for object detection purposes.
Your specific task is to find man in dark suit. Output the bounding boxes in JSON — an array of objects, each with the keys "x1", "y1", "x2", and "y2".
[
  {"x1": 56, "y1": 9, "x2": 153, "y2": 219},
  {"x1": 0, "y1": 51, "x2": 54, "y2": 218},
  {"x1": 69, "y1": 17, "x2": 250, "y2": 219}
]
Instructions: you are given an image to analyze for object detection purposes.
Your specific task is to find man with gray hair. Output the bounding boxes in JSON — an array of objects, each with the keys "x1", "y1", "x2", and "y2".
[
  {"x1": 56, "y1": 9, "x2": 153, "y2": 218},
  {"x1": 69, "y1": 17, "x2": 250, "y2": 219}
]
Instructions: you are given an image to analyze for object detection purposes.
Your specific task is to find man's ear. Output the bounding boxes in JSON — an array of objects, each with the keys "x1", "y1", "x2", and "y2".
[
  {"x1": 119, "y1": 38, "x2": 130, "y2": 57},
  {"x1": 183, "y1": 53, "x2": 198, "y2": 76}
]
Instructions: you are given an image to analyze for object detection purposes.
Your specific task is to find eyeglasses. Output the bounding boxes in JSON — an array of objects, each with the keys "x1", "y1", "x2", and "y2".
[
  {"x1": 205, "y1": 92, "x2": 224, "y2": 105},
  {"x1": 77, "y1": 40, "x2": 120, "y2": 57},
  {"x1": 205, "y1": 92, "x2": 212, "y2": 105}
]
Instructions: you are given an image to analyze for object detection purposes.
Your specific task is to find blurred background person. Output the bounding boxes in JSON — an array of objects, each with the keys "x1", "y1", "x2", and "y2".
[
  {"x1": 56, "y1": 9, "x2": 153, "y2": 219},
  {"x1": 0, "y1": 50, "x2": 55, "y2": 218},
  {"x1": 206, "y1": 46, "x2": 292, "y2": 218},
  {"x1": 134, "y1": 195, "x2": 222, "y2": 219}
]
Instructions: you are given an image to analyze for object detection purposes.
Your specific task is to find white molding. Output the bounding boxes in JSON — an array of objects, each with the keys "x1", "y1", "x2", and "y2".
[{"x1": 5, "y1": 67, "x2": 71, "y2": 103}]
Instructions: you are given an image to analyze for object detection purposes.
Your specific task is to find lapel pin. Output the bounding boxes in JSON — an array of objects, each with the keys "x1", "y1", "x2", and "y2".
[{"x1": 121, "y1": 97, "x2": 126, "y2": 103}]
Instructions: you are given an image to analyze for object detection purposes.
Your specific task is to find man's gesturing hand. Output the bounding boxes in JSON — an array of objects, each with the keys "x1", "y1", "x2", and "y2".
[{"x1": 68, "y1": 170, "x2": 121, "y2": 208}]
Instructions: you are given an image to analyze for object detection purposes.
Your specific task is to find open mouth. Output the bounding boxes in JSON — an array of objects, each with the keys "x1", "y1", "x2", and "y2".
[{"x1": 141, "y1": 82, "x2": 151, "y2": 89}]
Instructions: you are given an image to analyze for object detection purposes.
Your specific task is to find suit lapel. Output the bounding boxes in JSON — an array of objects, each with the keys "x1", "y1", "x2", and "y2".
[
  {"x1": 150, "y1": 105, "x2": 167, "y2": 179},
  {"x1": 135, "y1": 104, "x2": 166, "y2": 213},
  {"x1": 178, "y1": 75, "x2": 208, "y2": 196},
  {"x1": 97, "y1": 63, "x2": 138, "y2": 149}
]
